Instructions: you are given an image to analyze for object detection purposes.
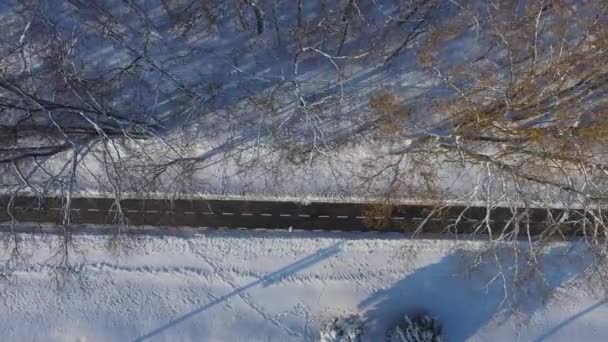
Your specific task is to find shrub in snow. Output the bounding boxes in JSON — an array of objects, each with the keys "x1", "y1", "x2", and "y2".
[
  {"x1": 319, "y1": 315, "x2": 364, "y2": 342},
  {"x1": 386, "y1": 315, "x2": 442, "y2": 342}
]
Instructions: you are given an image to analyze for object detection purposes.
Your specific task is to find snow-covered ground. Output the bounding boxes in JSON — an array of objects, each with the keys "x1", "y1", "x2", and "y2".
[{"x1": 0, "y1": 229, "x2": 606, "y2": 341}]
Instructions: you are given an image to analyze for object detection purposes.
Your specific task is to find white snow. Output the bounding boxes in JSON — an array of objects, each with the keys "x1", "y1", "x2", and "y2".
[{"x1": 0, "y1": 229, "x2": 606, "y2": 341}]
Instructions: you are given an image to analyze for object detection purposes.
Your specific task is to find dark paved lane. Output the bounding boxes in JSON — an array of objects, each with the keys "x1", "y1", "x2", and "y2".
[{"x1": 0, "y1": 196, "x2": 589, "y2": 236}]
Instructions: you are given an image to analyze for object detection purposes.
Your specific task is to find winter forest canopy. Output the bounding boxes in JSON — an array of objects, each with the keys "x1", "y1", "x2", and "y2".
[{"x1": 0, "y1": 0, "x2": 607, "y2": 243}]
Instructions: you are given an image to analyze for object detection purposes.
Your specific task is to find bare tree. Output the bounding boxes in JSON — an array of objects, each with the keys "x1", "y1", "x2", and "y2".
[{"x1": 360, "y1": 0, "x2": 608, "y2": 310}]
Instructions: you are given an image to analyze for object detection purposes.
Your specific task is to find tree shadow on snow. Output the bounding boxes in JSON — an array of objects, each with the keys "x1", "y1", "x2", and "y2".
[
  {"x1": 358, "y1": 244, "x2": 593, "y2": 341},
  {"x1": 133, "y1": 241, "x2": 343, "y2": 341},
  {"x1": 533, "y1": 298, "x2": 608, "y2": 342}
]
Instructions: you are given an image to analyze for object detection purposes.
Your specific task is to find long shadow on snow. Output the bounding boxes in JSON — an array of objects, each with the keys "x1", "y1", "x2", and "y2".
[
  {"x1": 358, "y1": 244, "x2": 592, "y2": 341},
  {"x1": 133, "y1": 241, "x2": 343, "y2": 341},
  {"x1": 533, "y1": 298, "x2": 608, "y2": 342}
]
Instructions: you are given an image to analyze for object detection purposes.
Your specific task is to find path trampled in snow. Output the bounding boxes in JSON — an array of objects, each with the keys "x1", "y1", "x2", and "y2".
[{"x1": 0, "y1": 229, "x2": 606, "y2": 341}]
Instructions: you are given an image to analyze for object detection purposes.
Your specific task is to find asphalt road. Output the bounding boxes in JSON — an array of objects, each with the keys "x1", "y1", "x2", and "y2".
[{"x1": 0, "y1": 196, "x2": 588, "y2": 236}]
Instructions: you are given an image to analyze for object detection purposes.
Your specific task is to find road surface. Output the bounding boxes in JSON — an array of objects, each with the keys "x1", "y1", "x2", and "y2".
[{"x1": 0, "y1": 195, "x2": 589, "y2": 237}]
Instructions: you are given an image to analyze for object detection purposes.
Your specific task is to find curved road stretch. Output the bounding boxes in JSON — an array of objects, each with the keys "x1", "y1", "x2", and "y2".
[{"x1": 0, "y1": 196, "x2": 591, "y2": 236}]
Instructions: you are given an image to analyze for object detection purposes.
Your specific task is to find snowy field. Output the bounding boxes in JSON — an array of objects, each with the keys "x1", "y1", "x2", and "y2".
[{"x1": 0, "y1": 229, "x2": 606, "y2": 341}]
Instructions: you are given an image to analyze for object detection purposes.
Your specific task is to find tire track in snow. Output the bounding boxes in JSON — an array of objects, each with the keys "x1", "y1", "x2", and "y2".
[{"x1": 0, "y1": 261, "x2": 406, "y2": 284}]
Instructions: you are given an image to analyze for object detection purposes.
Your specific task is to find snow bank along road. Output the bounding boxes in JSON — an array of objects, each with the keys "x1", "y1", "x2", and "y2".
[
  {"x1": 1, "y1": 230, "x2": 606, "y2": 341},
  {"x1": 0, "y1": 195, "x2": 587, "y2": 236}
]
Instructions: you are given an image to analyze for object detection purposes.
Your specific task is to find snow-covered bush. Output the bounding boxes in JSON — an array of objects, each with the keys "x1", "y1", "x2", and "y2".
[
  {"x1": 318, "y1": 315, "x2": 364, "y2": 342},
  {"x1": 386, "y1": 315, "x2": 442, "y2": 342}
]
